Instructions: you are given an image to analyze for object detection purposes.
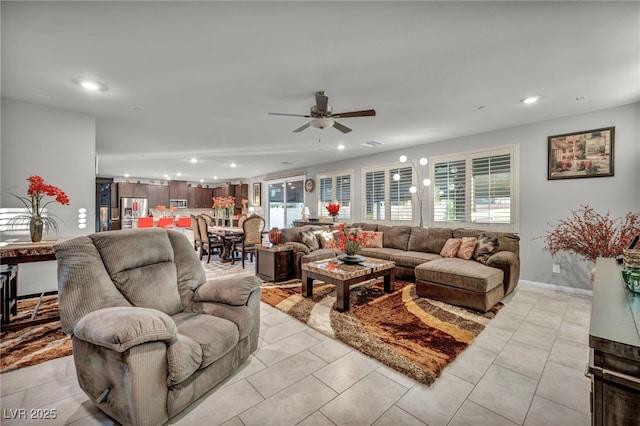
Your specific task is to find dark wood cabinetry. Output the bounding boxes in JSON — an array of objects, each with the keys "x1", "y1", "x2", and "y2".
[
  {"x1": 168, "y1": 180, "x2": 188, "y2": 200},
  {"x1": 187, "y1": 187, "x2": 213, "y2": 209},
  {"x1": 588, "y1": 258, "x2": 640, "y2": 425},
  {"x1": 147, "y1": 185, "x2": 170, "y2": 208},
  {"x1": 118, "y1": 182, "x2": 147, "y2": 198},
  {"x1": 256, "y1": 245, "x2": 293, "y2": 283}
]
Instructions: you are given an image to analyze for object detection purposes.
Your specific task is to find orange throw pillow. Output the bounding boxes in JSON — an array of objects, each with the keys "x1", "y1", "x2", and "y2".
[
  {"x1": 363, "y1": 231, "x2": 383, "y2": 248},
  {"x1": 456, "y1": 237, "x2": 478, "y2": 260},
  {"x1": 440, "y1": 238, "x2": 462, "y2": 258}
]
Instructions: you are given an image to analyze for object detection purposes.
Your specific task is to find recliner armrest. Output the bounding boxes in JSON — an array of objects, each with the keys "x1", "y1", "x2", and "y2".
[
  {"x1": 73, "y1": 306, "x2": 177, "y2": 353},
  {"x1": 487, "y1": 251, "x2": 518, "y2": 267},
  {"x1": 194, "y1": 272, "x2": 261, "y2": 306}
]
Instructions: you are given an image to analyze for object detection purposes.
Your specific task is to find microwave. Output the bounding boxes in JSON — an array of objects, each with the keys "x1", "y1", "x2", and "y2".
[{"x1": 169, "y1": 199, "x2": 188, "y2": 208}]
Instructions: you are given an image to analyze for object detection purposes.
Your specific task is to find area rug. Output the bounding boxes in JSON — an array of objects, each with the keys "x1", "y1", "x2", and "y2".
[
  {"x1": 261, "y1": 278, "x2": 502, "y2": 385},
  {"x1": 0, "y1": 296, "x2": 72, "y2": 373}
]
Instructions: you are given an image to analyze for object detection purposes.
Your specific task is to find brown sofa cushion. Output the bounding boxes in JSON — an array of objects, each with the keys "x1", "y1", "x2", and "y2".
[
  {"x1": 390, "y1": 251, "x2": 442, "y2": 269},
  {"x1": 379, "y1": 225, "x2": 411, "y2": 251},
  {"x1": 407, "y1": 227, "x2": 453, "y2": 253},
  {"x1": 300, "y1": 230, "x2": 320, "y2": 251},
  {"x1": 415, "y1": 258, "x2": 504, "y2": 293}
]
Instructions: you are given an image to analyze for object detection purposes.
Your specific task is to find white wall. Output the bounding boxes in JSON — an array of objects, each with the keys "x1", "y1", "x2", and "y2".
[
  {"x1": 253, "y1": 102, "x2": 640, "y2": 291},
  {"x1": 1, "y1": 98, "x2": 96, "y2": 295}
]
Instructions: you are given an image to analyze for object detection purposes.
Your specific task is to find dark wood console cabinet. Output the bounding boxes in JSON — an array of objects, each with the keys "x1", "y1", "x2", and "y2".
[{"x1": 588, "y1": 258, "x2": 640, "y2": 425}]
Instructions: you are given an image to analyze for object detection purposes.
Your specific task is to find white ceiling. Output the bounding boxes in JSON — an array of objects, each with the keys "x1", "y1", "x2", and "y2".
[{"x1": 2, "y1": 1, "x2": 639, "y2": 184}]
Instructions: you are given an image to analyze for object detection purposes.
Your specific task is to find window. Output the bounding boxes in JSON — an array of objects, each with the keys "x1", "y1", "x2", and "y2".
[
  {"x1": 317, "y1": 170, "x2": 353, "y2": 220},
  {"x1": 362, "y1": 163, "x2": 414, "y2": 222},
  {"x1": 430, "y1": 145, "x2": 517, "y2": 230}
]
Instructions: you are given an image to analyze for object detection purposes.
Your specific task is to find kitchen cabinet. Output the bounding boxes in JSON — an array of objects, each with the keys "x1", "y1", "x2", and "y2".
[
  {"x1": 147, "y1": 185, "x2": 170, "y2": 208},
  {"x1": 118, "y1": 182, "x2": 147, "y2": 198},
  {"x1": 169, "y1": 180, "x2": 188, "y2": 200},
  {"x1": 187, "y1": 187, "x2": 213, "y2": 208}
]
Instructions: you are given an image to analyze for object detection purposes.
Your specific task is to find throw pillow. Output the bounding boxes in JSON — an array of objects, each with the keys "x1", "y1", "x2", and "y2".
[
  {"x1": 456, "y1": 237, "x2": 478, "y2": 260},
  {"x1": 318, "y1": 230, "x2": 336, "y2": 249},
  {"x1": 473, "y1": 233, "x2": 501, "y2": 264},
  {"x1": 363, "y1": 231, "x2": 383, "y2": 248},
  {"x1": 440, "y1": 238, "x2": 462, "y2": 258},
  {"x1": 300, "y1": 230, "x2": 319, "y2": 252}
]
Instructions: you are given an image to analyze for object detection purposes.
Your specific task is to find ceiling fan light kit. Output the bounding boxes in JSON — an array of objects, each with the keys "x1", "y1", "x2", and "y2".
[{"x1": 269, "y1": 90, "x2": 375, "y2": 134}]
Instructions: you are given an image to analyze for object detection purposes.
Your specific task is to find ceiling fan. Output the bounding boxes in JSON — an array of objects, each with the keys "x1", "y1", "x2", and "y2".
[{"x1": 268, "y1": 91, "x2": 376, "y2": 134}]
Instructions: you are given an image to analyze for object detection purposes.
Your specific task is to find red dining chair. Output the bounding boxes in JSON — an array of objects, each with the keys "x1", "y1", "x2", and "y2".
[
  {"x1": 158, "y1": 217, "x2": 174, "y2": 228},
  {"x1": 137, "y1": 217, "x2": 154, "y2": 228},
  {"x1": 176, "y1": 217, "x2": 191, "y2": 228}
]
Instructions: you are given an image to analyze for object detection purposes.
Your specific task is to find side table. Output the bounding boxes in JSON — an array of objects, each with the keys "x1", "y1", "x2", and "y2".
[{"x1": 256, "y1": 244, "x2": 293, "y2": 283}]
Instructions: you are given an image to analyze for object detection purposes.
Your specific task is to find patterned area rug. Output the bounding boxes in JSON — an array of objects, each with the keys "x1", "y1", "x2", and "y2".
[
  {"x1": 0, "y1": 296, "x2": 72, "y2": 373},
  {"x1": 261, "y1": 278, "x2": 502, "y2": 385}
]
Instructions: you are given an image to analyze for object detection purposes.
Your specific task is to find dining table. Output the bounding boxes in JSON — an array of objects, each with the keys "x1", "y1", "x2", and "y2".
[{"x1": 207, "y1": 226, "x2": 244, "y2": 263}]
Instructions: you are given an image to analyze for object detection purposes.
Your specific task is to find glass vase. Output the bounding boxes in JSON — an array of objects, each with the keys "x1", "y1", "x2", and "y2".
[{"x1": 30, "y1": 216, "x2": 44, "y2": 243}]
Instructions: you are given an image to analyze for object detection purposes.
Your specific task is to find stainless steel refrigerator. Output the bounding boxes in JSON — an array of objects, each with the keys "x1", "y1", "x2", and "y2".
[{"x1": 120, "y1": 198, "x2": 148, "y2": 229}]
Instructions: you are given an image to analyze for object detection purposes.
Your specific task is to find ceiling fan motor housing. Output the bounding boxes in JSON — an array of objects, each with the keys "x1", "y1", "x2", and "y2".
[{"x1": 311, "y1": 105, "x2": 332, "y2": 117}]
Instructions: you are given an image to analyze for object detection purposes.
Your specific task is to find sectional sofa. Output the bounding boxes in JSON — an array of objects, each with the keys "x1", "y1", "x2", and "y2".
[{"x1": 279, "y1": 224, "x2": 520, "y2": 312}]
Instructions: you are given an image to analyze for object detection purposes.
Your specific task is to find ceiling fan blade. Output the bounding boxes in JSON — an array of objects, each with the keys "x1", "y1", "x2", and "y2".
[
  {"x1": 293, "y1": 122, "x2": 311, "y2": 133},
  {"x1": 332, "y1": 109, "x2": 376, "y2": 118},
  {"x1": 315, "y1": 92, "x2": 329, "y2": 112},
  {"x1": 333, "y1": 121, "x2": 352, "y2": 134},
  {"x1": 268, "y1": 112, "x2": 311, "y2": 118}
]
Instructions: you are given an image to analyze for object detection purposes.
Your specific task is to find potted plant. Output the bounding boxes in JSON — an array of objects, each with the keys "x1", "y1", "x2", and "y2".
[{"x1": 9, "y1": 175, "x2": 70, "y2": 242}]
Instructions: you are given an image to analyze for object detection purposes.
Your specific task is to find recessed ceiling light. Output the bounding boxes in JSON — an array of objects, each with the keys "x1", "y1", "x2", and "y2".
[
  {"x1": 190, "y1": 158, "x2": 198, "y2": 164},
  {"x1": 230, "y1": 163, "x2": 237, "y2": 168},
  {"x1": 200, "y1": 179, "x2": 204, "y2": 183},
  {"x1": 337, "y1": 144, "x2": 345, "y2": 150},
  {"x1": 521, "y1": 96, "x2": 540, "y2": 104},
  {"x1": 213, "y1": 176, "x2": 218, "y2": 180},
  {"x1": 74, "y1": 78, "x2": 107, "y2": 92},
  {"x1": 124, "y1": 173, "x2": 130, "y2": 178},
  {"x1": 176, "y1": 172, "x2": 182, "y2": 177}
]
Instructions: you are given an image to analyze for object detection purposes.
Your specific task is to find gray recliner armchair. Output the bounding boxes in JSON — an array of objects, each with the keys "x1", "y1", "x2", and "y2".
[{"x1": 54, "y1": 228, "x2": 261, "y2": 426}]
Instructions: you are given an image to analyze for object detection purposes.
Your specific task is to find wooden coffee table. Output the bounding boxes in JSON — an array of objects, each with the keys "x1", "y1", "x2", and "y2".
[{"x1": 301, "y1": 257, "x2": 395, "y2": 312}]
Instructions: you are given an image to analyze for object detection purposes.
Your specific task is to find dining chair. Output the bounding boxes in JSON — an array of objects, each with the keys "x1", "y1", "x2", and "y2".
[
  {"x1": 233, "y1": 215, "x2": 265, "y2": 268},
  {"x1": 158, "y1": 217, "x2": 174, "y2": 228},
  {"x1": 190, "y1": 214, "x2": 202, "y2": 251},
  {"x1": 197, "y1": 215, "x2": 224, "y2": 263},
  {"x1": 137, "y1": 217, "x2": 154, "y2": 228}
]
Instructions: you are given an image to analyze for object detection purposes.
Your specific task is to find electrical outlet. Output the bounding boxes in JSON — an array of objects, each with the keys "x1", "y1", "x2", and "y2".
[{"x1": 552, "y1": 264, "x2": 561, "y2": 274}]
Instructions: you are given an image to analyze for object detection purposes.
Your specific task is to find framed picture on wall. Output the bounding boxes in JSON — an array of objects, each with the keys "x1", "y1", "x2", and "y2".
[
  {"x1": 253, "y1": 182, "x2": 261, "y2": 206},
  {"x1": 548, "y1": 127, "x2": 614, "y2": 180}
]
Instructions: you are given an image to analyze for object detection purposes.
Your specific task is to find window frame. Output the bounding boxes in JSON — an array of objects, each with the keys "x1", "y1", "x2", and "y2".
[
  {"x1": 360, "y1": 161, "x2": 416, "y2": 224},
  {"x1": 317, "y1": 169, "x2": 354, "y2": 221},
  {"x1": 428, "y1": 144, "x2": 519, "y2": 232}
]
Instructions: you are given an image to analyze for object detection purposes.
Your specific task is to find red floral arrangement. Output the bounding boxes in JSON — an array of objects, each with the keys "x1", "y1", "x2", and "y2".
[
  {"x1": 9, "y1": 175, "x2": 70, "y2": 235},
  {"x1": 212, "y1": 196, "x2": 235, "y2": 209},
  {"x1": 325, "y1": 203, "x2": 340, "y2": 218},
  {"x1": 540, "y1": 205, "x2": 640, "y2": 263},
  {"x1": 334, "y1": 224, "x2": 373, "y2": 256}
]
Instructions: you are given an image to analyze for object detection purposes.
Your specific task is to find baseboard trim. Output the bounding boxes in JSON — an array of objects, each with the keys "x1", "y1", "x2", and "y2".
[{"x1": 519, "y1": 279, "x2": 593, "y2": 297}]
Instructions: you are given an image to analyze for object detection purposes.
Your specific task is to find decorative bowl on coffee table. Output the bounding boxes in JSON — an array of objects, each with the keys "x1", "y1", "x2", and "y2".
[{"x1": 337, "y1": 254, "x2": 366, "y2": 264}]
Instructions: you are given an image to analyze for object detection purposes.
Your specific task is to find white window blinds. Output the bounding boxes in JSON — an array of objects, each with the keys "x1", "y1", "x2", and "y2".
[
  {"x1": 430, "y1": 145, "x2": 517, "y2": 230},
  {"x1": 363, "y1": 164, "x2": 413, "y2": 222},
  {"x1": 317, "y1": 171, "x2": 353, "y2": 220}
]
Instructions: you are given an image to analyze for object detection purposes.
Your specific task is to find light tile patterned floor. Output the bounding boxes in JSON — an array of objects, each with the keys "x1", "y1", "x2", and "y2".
[{"x1": 0, "y1": 256, "x2": 593, "y2": 425}]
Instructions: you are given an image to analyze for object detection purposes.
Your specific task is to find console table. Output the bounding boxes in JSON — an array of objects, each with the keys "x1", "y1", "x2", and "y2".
[
  {"x1": 588, "y1": 258, "x2": 640, "y2": 425},
  {"x1": 0, "y1": 237, "x2": 67, "y2": 331}
]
